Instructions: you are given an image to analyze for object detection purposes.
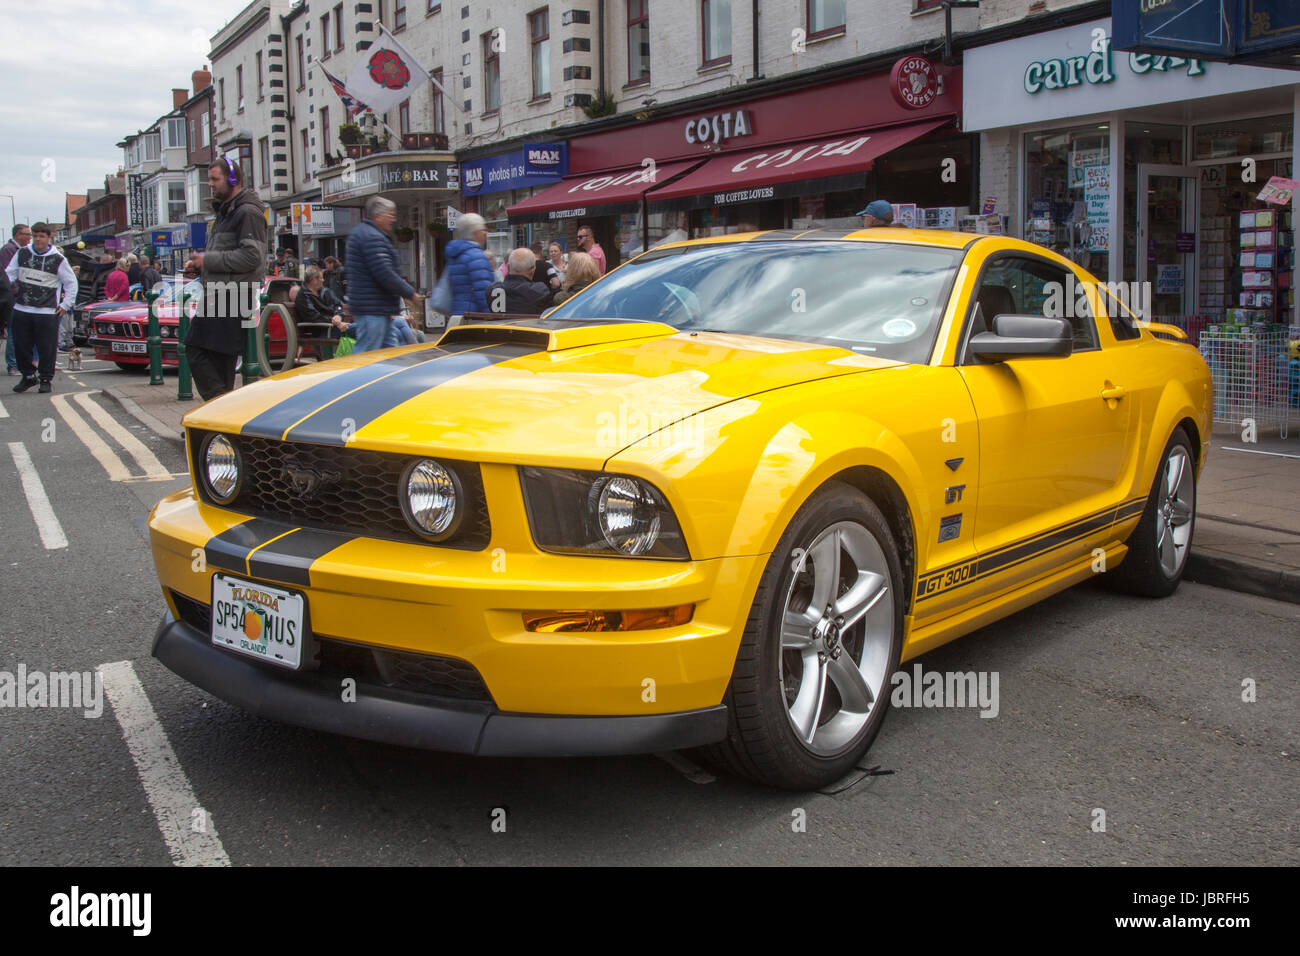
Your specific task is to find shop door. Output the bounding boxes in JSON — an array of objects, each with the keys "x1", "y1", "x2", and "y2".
[{"x1": 1136, "y1": 164, "x2": 1199, "y2": 318}]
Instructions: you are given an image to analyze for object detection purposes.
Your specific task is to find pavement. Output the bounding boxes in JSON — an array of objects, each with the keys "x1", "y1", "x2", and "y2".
[{"x1": 99, "y1": 376, "x2": 1300, "y2": 605}]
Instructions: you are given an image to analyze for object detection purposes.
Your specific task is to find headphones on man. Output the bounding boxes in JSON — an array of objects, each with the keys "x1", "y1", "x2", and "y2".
[{"x1": 217, "y1": 156, "x2": 241, "y2": 186}]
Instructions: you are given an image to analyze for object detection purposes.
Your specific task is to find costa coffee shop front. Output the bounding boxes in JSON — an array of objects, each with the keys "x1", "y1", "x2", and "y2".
[
  {"x1": 507, "y1": 57, "x2": 972, "y2": 268},
  {"x1": 964, "y1": 17, "x2": 1300, "y2": 324}
]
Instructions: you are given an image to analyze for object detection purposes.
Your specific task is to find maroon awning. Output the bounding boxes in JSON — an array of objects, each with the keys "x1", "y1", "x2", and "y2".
[
  {"x1": 645, "y1": 120, "x2": 948, "y2": 210},
  {"x1": 507, "y1": 159, "x2": 701, "y2": 223}
]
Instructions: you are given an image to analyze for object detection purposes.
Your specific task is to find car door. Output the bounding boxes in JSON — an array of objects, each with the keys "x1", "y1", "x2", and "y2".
[{"x1": 956, "y1": 252, "x2": 1136, "y2": 597}]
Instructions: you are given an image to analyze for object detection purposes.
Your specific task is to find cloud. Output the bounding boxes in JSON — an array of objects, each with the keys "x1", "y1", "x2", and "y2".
[{"x1": 0, "y1": 0, "x2": 250, "y2": 226}]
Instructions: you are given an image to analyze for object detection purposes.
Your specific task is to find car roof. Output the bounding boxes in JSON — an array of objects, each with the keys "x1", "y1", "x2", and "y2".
[{"x1": 648, "y1": 226, "x2": 980, "y2": 252}]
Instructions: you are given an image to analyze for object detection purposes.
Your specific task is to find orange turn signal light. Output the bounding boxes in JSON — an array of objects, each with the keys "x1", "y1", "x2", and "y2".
[{"x1": 523, "y1": 604, "x2": 695, "y2": 633}]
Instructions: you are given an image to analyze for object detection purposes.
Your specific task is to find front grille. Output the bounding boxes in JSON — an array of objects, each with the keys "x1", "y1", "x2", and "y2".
[
  {"x1": 190, "y1": 431, "x2": 490, "y2": 550},
  {"x1": 168, "y1": 589, "x2": 494, "y2": 703}
]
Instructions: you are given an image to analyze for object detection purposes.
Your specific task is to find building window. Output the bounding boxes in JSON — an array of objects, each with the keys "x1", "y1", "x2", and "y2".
[
  {"x1": 259, "y1": 137, "x2": 271, "y2": 187},
  {"x1": 163, "y1": 118, "x2": 186, "y2": 150},
  {"x1": 236, "y1": 65, "x2": 244, "y2": 111},
  {"x1": 914, "y1": 0, "x2": 944, "y2": 10},
  {"x1": 144, "y1": 134, "x2": 161, "y2": 162},
  {"x1": 256, "y1": 51, "x2": 265, "y2": 99},
  {"x1": 529, "y1": 8, "x2": 550, "y2": 99},
  {"x1": 377, "y1": 0, "x2": 385, "y2": 26},
  {"x1": 301, "y1": 128, "x2": 312, "y2": 180},
  {"x1": 321, "y1": 107, "x2": 330, "y2": 157},
  {"x1": 320, "y1": 15, "x2": 330, "y2": 57},
  {"x1": 200, "y1": 111, "x2": 210, "y2": 148},
  {"x1": 219, "y1": 78, "x2": 226, "y2": 120},
  {"x1": 296, "y1": 36, "x2": 306, "y2": 90},
  {"x1": 702, "y1": 0, "x2": 731, "y2": 65},
  {"x1": 395, "y1": 0, "x2": 407, "y2": 30},
  {"x1": 168, "y1": 181, "x2": 186, "y2": 223},
  {"x1": 186, "y1": 166, "x2": 211, "y2": 216},
  {"x1": 399, "y1": 102, "x2": 410, "y2": 134},
  {"x1": 627, "y1": 0, "x2": 650, "y2": 84},
  {"x1": 334, "y1": 5, "x2": 344, "y2": 51},
  {"x1": 432, "y1": 69, "x2": 445, "y2": 133},
  {"x1": 807, "y1": 0, "x2": 846, "y2": 38},
  {"x1": 427, "y1": 0, "x2": 441, "y2": 13},
  {"x1": 483, "y1": 31, "x2": 501, "y2": 112}
]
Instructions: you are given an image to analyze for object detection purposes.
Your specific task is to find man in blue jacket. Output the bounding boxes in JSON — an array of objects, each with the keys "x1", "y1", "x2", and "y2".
[
  {"x1": 444, "y1": 213, "x2": 494, "y2": 319},
  {"x1": 345, "y1": 196, "x2": 423, "y2": 352}
]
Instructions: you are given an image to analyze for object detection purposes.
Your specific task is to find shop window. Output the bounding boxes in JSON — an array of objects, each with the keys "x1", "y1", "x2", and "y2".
[
  {"x1": 1023, "y1": 125, "x2": 1110, "y2": 281},
  {"x1": 531, "y1": 8, "x2": 551, "y2": 99},
  {"x1": 807, "y1": 0, "x2": 846, "y2": 39},
  {"x1": 702, "y1": 0, "x2": 731, "y2": 66},
  {"x1": 1195, "y1": 115, "x2": 1292, "y2": 161},
  {"x1": 627, "y1": 0, "x2": 650, "y2": 84},
  {"x1": 483, "y1": 31, "x2": 501, "y2": 112},
  {"x1": 168, "y1": 181, "x2": 186, "y2": 224}
]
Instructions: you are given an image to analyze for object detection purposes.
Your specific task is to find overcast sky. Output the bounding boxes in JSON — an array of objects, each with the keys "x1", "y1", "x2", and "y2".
[{"x1": 0, "y1": 0, "x2": 254, "y2": 231}]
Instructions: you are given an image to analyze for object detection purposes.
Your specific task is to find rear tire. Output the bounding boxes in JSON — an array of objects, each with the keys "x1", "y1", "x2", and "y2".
[
  {"x1": 1107, "y1": 427, "x2": 1196, "y2": 597},
  {"x1": 697, "y1": 482, "x2": 904, "y2": 790}
]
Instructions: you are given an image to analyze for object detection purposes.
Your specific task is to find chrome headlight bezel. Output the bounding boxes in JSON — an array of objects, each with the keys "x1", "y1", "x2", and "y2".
[
  {"x1": 202, "y1": 433, "x2": 242, "y2": 505},
  {"x1": 519, "y1": 467, "x2": 689, "y2": 560},
  {"x1": 399, "y1": 457, "x2": 464, "y2": 542}
]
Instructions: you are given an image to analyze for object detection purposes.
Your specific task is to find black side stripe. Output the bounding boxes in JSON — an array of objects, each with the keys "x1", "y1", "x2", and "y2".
[
  {"x1": 284, "y1": 343, "x2": 541, "y2": 446},
  {"x1": 916, "y1": 496, "x2": 1150, "y2": 602},
  {"x1": 204, "y1": 518, "x2": 295, "y2": 575},
  {"x1": 247, "y1": 528, "x2": 356, "y2": 587},
  {"x1": 240, "y1": 344, "x2": 452, "y2": 440}
]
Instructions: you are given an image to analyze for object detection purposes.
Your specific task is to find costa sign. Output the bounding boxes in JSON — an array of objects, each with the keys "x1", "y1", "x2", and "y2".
[
  {"x1": 890, "y1": 55, "x2": 939, "y2": 109},
  {"x1": 684, "y1": 110, "x2": 753, "y2": 147},
  {"x1": 730, "y1": 136, "x2": 871, "y2": 173}
]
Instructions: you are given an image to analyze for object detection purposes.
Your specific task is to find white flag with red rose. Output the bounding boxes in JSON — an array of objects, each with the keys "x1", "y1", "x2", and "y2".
[{"x1": 344, "y1": 24, "x2": 430, "y2": 116}]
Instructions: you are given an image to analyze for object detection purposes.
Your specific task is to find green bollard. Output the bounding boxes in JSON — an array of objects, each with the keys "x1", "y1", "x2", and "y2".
[
  {"x1": 177, "y1": 291, "x2": 193, "y2": 401},
  {"x1": 242, "y1": 291, "x2": 268, "y2": 386},
  {"x1": 146, "y1": 287, "x2": 163, "y2": 385}
]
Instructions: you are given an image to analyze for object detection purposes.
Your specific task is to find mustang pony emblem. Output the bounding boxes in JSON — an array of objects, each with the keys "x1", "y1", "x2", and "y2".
[{"x1": 286, "y1": 466, "x2": 340, "y2": 498}]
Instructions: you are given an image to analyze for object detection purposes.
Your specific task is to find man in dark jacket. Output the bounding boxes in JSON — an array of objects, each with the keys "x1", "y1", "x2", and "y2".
[
  {"x1": 183, "y1": 157, "x2": 267, "y2": 400},
  {"x1": 2, "y1": 224, "x2": 32, "y2": 373},
  {"x1": 344, "y1": 196, "x2": 422, "y2": 352},
  {"x1": 140, "y1": 256, "x2": 163, "y2": 295},
  {"x1": 488, "y1": 248, "x2": 552, "y2": 315}
]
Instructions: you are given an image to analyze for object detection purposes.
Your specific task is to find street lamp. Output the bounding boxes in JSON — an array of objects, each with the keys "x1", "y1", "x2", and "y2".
[{"x1": 0, "y1": 194, "x2": 15, "y2": 233}]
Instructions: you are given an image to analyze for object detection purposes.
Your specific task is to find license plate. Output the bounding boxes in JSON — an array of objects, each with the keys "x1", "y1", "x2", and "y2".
[
  {"x1": 111, "y1": 341, "x2": 147, "y2": 353},
  {"x1": 210, "y1": 575, "x2": 307, "y2": 670}
]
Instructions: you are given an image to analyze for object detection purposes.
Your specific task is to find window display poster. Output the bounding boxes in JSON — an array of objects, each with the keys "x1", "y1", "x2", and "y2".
[
  {"x1": 1156, "y1": 264, "x2": 1184, "y2": 294},
  {"x1": 1069, "y1": 146, "x2": 1107, "y2": 188},
  {"x1": 1083, "y1": 165, "x2": 1110, "y2": 251},
  {"x1": 981, "y1": 196, "x2": 997, "y2": 215},
  {"x1": 1256, "y1": 177, "x2": 1299, "y2": 206}
]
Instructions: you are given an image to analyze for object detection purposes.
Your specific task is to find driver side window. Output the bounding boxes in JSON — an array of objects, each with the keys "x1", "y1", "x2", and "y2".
[{"x1": 964, "y1": 255, "x2": 1099, "y2": 363}]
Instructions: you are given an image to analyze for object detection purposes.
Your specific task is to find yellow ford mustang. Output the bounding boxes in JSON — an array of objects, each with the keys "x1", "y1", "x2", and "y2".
[{"x1": 149, "y1": 229, "x2": 1211, "y2": 789}]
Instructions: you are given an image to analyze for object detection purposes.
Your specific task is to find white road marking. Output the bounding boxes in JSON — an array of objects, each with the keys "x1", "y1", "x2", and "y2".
[
  {"x1": 0, "y1": 398, "x2": 7, "y2": 418},
  {"x1": 654, "y1": 751, "x2": 717, "y2": 784},
  {"x1": 74, "y1": 390, "x2": 171, "y2": 479},
  {"x1": 7, "y1": 441, "x2": 69, "y2": 550},
  {"x1": 1220, "y1": 445, "x2": 1300, "y2": 460},
  {"x1": 49, "y1": 392, "x2": 132, "y2": 482},
  {"x1": 98, "y1": 660, "x2": 231, "y2": 868}
]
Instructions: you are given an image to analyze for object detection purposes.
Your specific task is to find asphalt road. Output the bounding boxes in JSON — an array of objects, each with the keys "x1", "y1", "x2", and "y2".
[{"x1": 1, "y1": 361, "x2": 1296, "y2": 866}]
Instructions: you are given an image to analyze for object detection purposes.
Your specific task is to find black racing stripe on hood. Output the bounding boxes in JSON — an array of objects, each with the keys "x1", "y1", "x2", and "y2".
[
  {"x1": 204, "y1": 517, "x2": 295, "y2": 575},
  {"x1": 247, "y1": 527, "x2": 356, "y2": 587},
  {"x1": 240, "y1": 344, "x2": 455, "y2": 440},
  {"x1": 283, "y1": 343, "x2": 542, "y2": 446}
]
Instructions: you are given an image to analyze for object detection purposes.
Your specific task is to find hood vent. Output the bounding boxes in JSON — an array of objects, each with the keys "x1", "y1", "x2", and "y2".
[{"x1": 436, "y1": 319, "x2": 677, "y2": 352}]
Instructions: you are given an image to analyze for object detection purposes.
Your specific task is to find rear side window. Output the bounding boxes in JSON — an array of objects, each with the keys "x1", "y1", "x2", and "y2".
[{"x1": 1098, "y1": 285, "x2": 1142, "y2": 341}]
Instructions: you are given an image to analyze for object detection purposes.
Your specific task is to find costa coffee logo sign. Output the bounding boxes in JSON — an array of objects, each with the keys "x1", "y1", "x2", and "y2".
[
  {"x1": 684, "y1": 110, "x2": 753, "y2": 147},
  {"x1": 890, "y1": 56, "x2": 938, "y2": 109}
]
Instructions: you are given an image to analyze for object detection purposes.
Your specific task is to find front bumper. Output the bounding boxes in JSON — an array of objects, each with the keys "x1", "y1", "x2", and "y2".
[{"x1": 153, "y1": 611, "x2": 728, "y2": 755}]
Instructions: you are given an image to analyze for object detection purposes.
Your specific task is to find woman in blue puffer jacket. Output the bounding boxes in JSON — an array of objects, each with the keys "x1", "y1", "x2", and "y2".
[{"x1": 444, "y1": 213, "x2": 495, "y2": 316}]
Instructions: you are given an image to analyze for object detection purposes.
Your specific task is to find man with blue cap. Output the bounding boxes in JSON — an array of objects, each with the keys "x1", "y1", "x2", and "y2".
[{"x1": 856, "y1": 200, "x2": 897, "y2": 227}]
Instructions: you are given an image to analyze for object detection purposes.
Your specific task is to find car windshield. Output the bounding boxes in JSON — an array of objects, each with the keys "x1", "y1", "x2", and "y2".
[{"x1": 545, "y1": 239, "x2": 965, "y2": 363}]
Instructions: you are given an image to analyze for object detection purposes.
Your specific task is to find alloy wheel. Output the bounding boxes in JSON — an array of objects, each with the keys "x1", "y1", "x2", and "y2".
[{"x1": 1157, "y1": 445, "x2": 1194, "y2": 578}]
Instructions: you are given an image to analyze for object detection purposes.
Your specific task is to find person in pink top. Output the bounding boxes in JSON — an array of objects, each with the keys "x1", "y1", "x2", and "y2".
[
  {"x1": 104, "y1": 259, "x2": 130, "y2": 301},
  {"x1": 575, "y1": 223, "x2": 606, "y2": 275}
]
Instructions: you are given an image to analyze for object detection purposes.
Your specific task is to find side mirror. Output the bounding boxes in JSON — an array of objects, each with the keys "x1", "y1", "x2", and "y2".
[{"x1": 970, "y1": 314, "x2": 1072, "y2": 361}]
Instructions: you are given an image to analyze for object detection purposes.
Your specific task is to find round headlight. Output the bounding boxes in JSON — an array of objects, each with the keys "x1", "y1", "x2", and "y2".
[
  {"x1": 203, "y1": 434, "x2": 241, "y2": 503},
  {"x1": 401, "y1": 459, "x2": 462, "y2": 540},
  {"x1": 596, "y1": 477, "x2": 662, "y2": 556}
]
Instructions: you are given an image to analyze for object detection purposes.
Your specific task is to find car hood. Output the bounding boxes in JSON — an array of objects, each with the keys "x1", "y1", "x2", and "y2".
[{"x1": 185, "y1": 319, "x2": 902, "y2": 464}]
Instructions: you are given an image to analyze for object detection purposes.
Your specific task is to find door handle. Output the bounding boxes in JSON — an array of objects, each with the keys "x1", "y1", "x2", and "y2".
[{"x1": 1101, "y1": 383, "x2": 1127, "y2": 406}]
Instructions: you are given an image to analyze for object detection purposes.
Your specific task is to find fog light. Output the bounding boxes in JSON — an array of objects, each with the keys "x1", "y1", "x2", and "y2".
[{"x1": 522, "y1": 604, "x2": 694, "y2": 633}]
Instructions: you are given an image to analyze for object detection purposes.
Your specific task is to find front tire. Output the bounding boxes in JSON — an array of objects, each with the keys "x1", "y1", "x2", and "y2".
[
  {"x1": 1108, "y1": 427, "x2": 1196, "y2": 597},
  {"x1": 700, "y1": 482, "x2": 904, "y2": 789}
]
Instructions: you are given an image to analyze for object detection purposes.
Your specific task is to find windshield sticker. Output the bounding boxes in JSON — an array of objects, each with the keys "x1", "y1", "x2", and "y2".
[{"x1": 883, "y1": 318, "x2": 917, "y2": 338}]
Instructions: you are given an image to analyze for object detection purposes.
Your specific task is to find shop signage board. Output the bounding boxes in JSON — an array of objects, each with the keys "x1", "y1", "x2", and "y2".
[
  {"x1": 127, "y1": 174, "x2": 144, "y2": 228},
  {"x1": 1176, "y1": 231, "x2": 1195, "y2": 252},
  {"x1": 1157, "y1": 263, "x2": 1184, "y2": 293},
  {"x1": 1112, "y1": 0, "x2": 1300, "y2": 66},
  {"x1": 462, "y1": 147, "x2": 564, "y2": 197},
  {"x1": 890, "y1": 56, "x2": 939, "y2": 110},
  {"x1": 291, "y1": 203, "x2": 335, "y2": 235},
  {"x1": 963, "y1": 19, "x2": 1298, "y2": 132},
  {"x1": 683, "y1": 110, "x2": 753, "y2": 147}
]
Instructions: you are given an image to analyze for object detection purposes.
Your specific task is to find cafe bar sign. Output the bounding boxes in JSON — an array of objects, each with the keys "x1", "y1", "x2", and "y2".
[{"x1": 1024, "y1": 34, "x2": 1206, "y2": 93}]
